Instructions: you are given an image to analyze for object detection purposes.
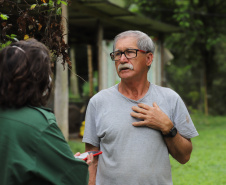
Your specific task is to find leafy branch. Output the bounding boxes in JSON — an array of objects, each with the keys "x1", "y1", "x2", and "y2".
[{"x1": 0, "y1": 0, "x2": 71, "y2": 67}]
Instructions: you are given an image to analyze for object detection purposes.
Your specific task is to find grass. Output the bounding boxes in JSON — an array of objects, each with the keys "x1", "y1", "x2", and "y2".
[
  {"x1": 68, "y1": 114, "x2": 226, "y2": 185},
  {"x1": 68, "y1": 139, "x2": 85, "y2": 154},
  {"x1": 171, "y1": 114, "x2": 226, "y2": 185}
]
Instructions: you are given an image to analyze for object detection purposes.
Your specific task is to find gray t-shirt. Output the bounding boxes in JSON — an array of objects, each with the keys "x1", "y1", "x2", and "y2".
[{"x1": 83, "y1": 83, "x2": 198, "y2": 185}]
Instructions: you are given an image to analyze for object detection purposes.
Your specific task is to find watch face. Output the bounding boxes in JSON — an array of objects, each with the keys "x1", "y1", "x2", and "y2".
[
  {"x1": 171, "y1": 127, "x2": 177, "y2": 137},
  {"x1": 172, "y1": 129, "x2": 177, "y2": 136},
  {"x1": 163, "y1": 127, "x2": 177, "y2": 137}
]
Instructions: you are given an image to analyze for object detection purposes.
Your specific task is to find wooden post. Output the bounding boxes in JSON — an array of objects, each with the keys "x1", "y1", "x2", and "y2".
[
  {"x1": 203, "y1": 64, "x2": 209, "y2": 115},
  {"x1": 160, "y1": 40, "x2": 165, "y2": 87},
  {"x1": 156, "y1": 40, "x2": 162, "y2": 86},
  {"x1": 87, "y1": 44, "x2": 93, "y2": 97},
  {"x1": 158, "y1": 34, "x2": 165, "y2": 87},
  {"x1": 54, "y1": 4, "x2": 69, "y2": 140},
  {"x1": 97, "y1": 22, "x2": 103, "y2": 91}
]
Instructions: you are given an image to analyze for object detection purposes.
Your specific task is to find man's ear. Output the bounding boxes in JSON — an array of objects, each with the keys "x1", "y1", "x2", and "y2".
[{"x1": 146, "y1": 53, "x2": 153, "y2": 67}]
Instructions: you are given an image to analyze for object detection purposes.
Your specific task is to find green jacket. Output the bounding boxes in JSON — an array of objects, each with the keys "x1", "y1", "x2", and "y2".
[{"x1": 0, "y1": 106, "x2": 89, "y2": 185}]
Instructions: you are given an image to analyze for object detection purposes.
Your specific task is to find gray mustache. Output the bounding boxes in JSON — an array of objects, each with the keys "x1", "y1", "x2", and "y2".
[{"x1": 118, "y1": 63, "x2": 134, "y2": 71}]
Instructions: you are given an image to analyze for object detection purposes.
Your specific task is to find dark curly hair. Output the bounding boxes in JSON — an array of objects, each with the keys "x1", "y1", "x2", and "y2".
[{"x1": 0, "y1": 39, "x2": 52, "y2": 108}]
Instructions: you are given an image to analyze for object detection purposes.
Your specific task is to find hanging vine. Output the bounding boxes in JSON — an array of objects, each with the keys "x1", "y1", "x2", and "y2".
[{"x1": 0, "y1": 0, "x2": 71, "y2": 68}]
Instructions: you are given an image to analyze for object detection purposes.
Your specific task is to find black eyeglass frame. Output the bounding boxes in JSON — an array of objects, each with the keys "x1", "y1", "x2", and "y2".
[{"x1": 110, "y1": 49, "x2": 149, "y2": 61}]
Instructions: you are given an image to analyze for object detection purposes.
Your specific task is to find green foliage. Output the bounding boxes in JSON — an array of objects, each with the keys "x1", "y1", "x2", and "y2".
[
  {"x1": 165, "y1": 61, "x2": 200, "y2": 111},
  {"x1": 0, "y1": 34, "x2": 17, "y2": 50},
  {"x1": 131, "y1": 0, "x2": 178, "y2": 24},
  {"x1": 173, "y1": 6, "x2": 190, "y2": 28},
  {"x1": 0, "y1": 13, "x2": 9, "y2": 20},
  {"x1": 0, "y1": 34, "x2": 17, "y2": 49},
  {"x1": 6, "y1": 34, "x2": 17, "y2": 40},
  {"x1": 30, "y1": 4, "x2": 37, "y2": 10},
  {"x1": 128, "y1": 4, "x2": 139, "y2": 12},
  {"x1": 56, "y1": 7, "x2": 62, "y2": 15},
  {"x1": 208, "y1": 37, "x2": 226, "y2": 115},
  {"x1": 58, "y1": 0, "x2": 68, "y2": 5},
  {"x1": 134, "y1": 0, "x2": 226, "y2": 115},
  {"x1": 0, "y1": 41, "x2": 12, "y2": 50},
  {"x1": 0, "y1": 0, "x2": 70, "y2": 66},
  {"x1": 68, "y1": 140, "x2": 85, "y2": 154},
  {"x1": 82, "y1": 71, "x2": 98, "y2": 97},
  {"x1": 187, "y1": 91, "x2": 200, "y2": 106},
  {"x1": 69, "y1": 89, "x2": 81, "y2": 102}
]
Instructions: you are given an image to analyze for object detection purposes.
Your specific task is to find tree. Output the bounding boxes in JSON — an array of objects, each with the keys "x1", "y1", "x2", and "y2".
[
  {"x1": 0, "y1": 0, "x2": 70, "y2": 67},
  {"x1": 132, "y1": 0, "x2": 226, "y2": 115},
  {"x1": 0, "y1": 0, "x2": 72, "y2": 138}
]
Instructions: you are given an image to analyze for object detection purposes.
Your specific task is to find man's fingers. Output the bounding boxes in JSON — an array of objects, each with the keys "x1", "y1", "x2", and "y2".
[
  {"x1": 153, "y1": 102, "x2": 159, "y2": 109},
  {"x1": 132, "y1": 106, "x2": 148, "y2": 115},
  {"x1": 132, "y1": 121, "x2": 146, "y2": 127},
  {"x1": 130, "y1": 112, "x2": 146, "y2": 119},
  {"x1": 137, "y1": 103, "x2": 151, "y2": 110}
]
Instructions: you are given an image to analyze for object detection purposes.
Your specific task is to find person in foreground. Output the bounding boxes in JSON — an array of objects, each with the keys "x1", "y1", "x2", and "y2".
[
  {"x1": 83, "y1": 30, "x2": 199, "y2": 185},
  {"x1": 0, "y1": 39, "x2": 93, "y2": 185}
]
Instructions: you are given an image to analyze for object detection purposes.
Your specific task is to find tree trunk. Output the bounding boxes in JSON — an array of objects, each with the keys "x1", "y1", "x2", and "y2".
[
  {"x1": 97, "y1": 21, "x2": 103, "y2": 91},
  {"x1": 54, "y1": 4, "x2": 69, "y2": 140},
  {"x1": 87, "y1": 44, "x2": 94, "y2": 97},
  {"x1": 203, "y1": 64, "x2": 209, "y2": 116}
]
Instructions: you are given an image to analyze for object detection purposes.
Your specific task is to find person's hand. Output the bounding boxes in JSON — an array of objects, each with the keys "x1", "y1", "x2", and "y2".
[
  {"x1": 86, "y1": 153, "x2": 94, "y2": 166},
  {"x1": 130, "y1": 102, "x2": 173, "y2": 134},
  {"x1": 74, "y1": 152, "x2": 94, "y2": 166},
  {"x1": 74, "y1": 152, "x2": 81, "y2": 157}
]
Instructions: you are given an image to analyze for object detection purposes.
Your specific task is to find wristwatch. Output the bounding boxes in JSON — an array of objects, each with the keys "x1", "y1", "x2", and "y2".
[{"x1": 163, "y1": 126, "x2": 177, "y2": 137}]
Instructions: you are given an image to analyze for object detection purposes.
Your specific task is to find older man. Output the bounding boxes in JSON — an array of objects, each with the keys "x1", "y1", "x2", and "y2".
[{"x1": 83, "y1": 30, "x2": 198, "y2": 185}]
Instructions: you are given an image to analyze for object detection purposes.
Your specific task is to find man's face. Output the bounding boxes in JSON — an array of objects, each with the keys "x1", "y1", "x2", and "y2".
[{"x1": 114, "y1": 36, "x2": 151, "y2": 81}]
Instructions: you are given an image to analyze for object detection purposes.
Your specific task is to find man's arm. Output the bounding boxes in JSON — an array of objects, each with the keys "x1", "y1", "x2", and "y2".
[
  {"x1": 131, "y1": 102, "x2": 192, "y2": 164},
  {"x1": 163, "y1": 133, "x2": 192, "y2": 164},
  {"x1": 85, "y1": 143, "x2": 99, "y2": 185}
]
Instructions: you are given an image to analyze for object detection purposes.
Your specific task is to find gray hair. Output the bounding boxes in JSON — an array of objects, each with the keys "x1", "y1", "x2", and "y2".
[{"x1": 113, "y1": 30, "x2": 155, "y2": 54}]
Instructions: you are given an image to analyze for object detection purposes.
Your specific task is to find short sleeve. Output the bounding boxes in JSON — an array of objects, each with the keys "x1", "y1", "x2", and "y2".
[
  {"x1": 173, "y1": 96, "x2": 199, "y2": 139},
  {"x1": 36, "y1": 123, "x2": 89, "y2": 185},
  {"x1": 82, "y1": 99, "x2": 100, "y2": 147}
]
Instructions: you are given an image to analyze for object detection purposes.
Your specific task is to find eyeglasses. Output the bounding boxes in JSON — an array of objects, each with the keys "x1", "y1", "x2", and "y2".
[{"x1": 110, "y1": 49, "x2": 147, "y2": 61}]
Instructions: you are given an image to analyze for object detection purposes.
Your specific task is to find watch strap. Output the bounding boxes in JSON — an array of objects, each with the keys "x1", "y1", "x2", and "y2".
[{"x1": 163, "y1": 126, "x2": 177, "y2": 137}]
